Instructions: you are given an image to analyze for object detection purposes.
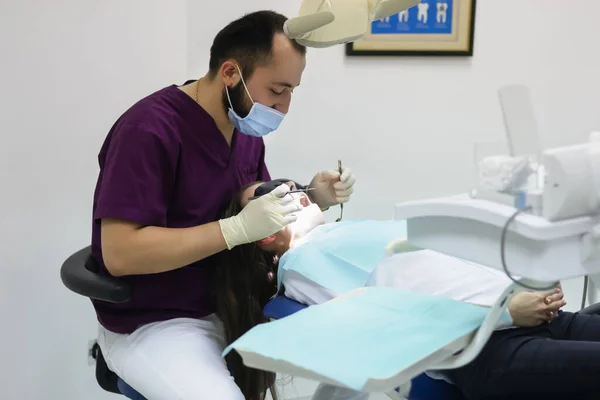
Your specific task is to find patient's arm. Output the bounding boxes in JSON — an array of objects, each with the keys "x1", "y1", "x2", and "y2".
[{"x1": 507, "y1": 288, "x2": 566, "y2": 327}]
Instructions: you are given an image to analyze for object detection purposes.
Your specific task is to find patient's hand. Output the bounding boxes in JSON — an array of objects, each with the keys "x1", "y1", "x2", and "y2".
[{"x1": 508, "y1": 286, "x2": 566, "y2": 327}]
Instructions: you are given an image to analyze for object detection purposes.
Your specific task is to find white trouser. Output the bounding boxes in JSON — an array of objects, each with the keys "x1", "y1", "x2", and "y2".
[
  {"x1": 97, "y1": 314, "x2": 244, "y2": 399},
  {"x1": 97, "y1": 314, "x2": 368, "y2": 400}
]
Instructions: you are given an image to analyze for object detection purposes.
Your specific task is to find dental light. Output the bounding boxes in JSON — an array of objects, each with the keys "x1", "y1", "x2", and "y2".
[{"x1": 284, "y1": 0, "x2": 421, "y2": 48}]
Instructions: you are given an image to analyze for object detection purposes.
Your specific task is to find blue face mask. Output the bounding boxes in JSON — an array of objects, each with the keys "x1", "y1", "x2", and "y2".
[{"x1": 226, "y1": 66, "x2": 286, "y2": 137}]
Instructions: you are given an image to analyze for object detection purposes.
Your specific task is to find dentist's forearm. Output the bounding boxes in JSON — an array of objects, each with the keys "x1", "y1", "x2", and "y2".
[{"x1": 100, "y1": 218, "x2": 228, "y2": 276}]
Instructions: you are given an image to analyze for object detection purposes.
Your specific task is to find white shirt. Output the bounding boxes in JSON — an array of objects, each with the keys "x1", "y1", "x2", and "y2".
[
  {"x1": 283, "y1": 249, "x2": 513, "y2": 324},
  {"x1": 366, "y1": 250, "x2": 512, "y2": 308}
]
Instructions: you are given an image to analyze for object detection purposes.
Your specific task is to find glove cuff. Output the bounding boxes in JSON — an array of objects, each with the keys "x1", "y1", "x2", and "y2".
[
  {"x1": 218, "y1": 217, "x2": 246, "y2": 250},
  {"x1": 306, "y1": 184, "x2": 330, "y2": 211}
]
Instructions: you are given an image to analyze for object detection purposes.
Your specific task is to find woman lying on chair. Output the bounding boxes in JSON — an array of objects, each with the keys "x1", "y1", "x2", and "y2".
[{"x1": 214, "y1": 179, "x2": 600, "y2": 400}]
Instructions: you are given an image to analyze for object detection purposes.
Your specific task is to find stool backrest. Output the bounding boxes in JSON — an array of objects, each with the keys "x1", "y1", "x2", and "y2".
[{"x1": 60, "y1": 246, "x2": 131, "y2": 303}]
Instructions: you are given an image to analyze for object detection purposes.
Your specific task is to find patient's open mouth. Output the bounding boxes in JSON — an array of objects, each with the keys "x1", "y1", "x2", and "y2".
[{"x1": 299, "y1": 195, "x2": 310, "y2": 208}]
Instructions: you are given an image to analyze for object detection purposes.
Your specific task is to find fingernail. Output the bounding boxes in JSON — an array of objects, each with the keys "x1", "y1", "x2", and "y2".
[{"x1": 546, "y1": 297, "x2": 551, "y2": 304}]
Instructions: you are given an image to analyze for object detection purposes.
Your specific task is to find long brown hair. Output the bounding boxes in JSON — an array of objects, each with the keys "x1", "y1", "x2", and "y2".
[{"x1": 213, "y1": 181, "x2": 280, "y2": 400}]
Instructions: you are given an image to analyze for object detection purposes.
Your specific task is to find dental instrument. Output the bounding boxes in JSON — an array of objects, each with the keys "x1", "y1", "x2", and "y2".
[
  {"x1": 248, "y1": 188, "x2": 315, "y2": 201},
  {"x1": 336, "y1": 159, "x2": 344, "y2": 222},
  {"x1": 284, "y1": 0, "x2": 421, "y2": 48}
]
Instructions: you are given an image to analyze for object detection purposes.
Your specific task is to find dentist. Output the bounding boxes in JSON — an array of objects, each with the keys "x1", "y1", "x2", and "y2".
[{"x1": 91, "y1": 10, "x2": 355, "y2": 400}]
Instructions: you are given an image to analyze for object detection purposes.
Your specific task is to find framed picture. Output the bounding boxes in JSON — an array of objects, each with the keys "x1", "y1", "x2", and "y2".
[{"x1": 346, "y1": 0, "x2": 477, "y2": 56}]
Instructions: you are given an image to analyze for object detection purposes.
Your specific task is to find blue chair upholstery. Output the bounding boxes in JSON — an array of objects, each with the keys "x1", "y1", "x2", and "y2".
[
  {"x1": 263, "y1": 295, "x2": 466, "y2": 400},
  {"x1": 264, "y1": 295, "x2": 309, "y2": 319},
  {"x1": 409, "y1": 374, "x2": 466, "y2": 400},
  {"x1": 117, "y1": 379, "x2": 146, "y2": 400}
]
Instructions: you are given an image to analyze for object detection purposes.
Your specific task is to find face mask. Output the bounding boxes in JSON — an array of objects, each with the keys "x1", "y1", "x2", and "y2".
[{"x1": 226, "y1": 65, "x2": 286, "y2": 137}]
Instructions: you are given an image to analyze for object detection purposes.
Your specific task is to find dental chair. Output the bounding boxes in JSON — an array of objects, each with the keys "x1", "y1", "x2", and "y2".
[
  {"x1": 60, "y1": 246, "x2": 146, "y2": 400},
  {"x1": 256, "y1": 287, "x2": 600, "y2": 400},
  {"x1": 61, "y1": 246, "x2": 600, "y2": 400}
]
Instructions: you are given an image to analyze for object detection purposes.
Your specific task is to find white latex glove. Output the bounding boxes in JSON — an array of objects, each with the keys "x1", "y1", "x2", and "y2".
[
  {"x1": 218, "y1": 184, "x2": 302, "y2": 250},
  {"x1": 309, "y1": 166, "x2": 356, "y2": 210}
]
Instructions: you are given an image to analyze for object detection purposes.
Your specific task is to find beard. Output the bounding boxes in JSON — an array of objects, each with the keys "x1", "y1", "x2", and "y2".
[{"x1": 222, "y1": 82, "x2": 251, "y2": 118}]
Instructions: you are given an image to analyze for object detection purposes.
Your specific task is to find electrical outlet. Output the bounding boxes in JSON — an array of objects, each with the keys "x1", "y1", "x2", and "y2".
[{"x1": 88, "y1": 340, "x2": 97, "y2": 366}]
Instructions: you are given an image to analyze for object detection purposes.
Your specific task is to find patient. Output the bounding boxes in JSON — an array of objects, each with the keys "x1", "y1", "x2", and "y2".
[{"x1": 215, "y1": 179, "x2": 600, "y2": 400}]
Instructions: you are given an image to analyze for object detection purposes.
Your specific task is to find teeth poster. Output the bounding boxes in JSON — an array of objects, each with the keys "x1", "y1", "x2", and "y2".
[
  {"x1": 372, "y1": 0, "x2": 453, "y2": 35},
  {"x1": 347, "y1": 0, "x2": 476, "y2": 56}
]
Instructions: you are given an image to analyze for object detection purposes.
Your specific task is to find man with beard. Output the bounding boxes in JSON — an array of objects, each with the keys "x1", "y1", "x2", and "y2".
[{"x1": 90, "y1": 10, "x2": 356, "y2": 400}]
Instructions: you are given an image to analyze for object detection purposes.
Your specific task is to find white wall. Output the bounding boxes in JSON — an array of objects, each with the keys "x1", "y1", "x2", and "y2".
[
  {"x1": 189, "y1": 1, "x2": 600, "y2": 221},
  {"x1": 0, "y1": 1, "x2": 187, "y2": 399},
  {"x1": 187, "y1": 1, "x2": 600, "y2": 398},
  {"x1": 1, "y1": 0, "x2": 599, "y2": 399}
]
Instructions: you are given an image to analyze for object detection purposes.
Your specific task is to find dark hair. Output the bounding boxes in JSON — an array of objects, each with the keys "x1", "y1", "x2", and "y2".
[
  {"x1": 208, "y1": 10, "x2": 307, "y2": 79},
  {"x1": 213, "y1": 181, "x2": 280, "y2": 400}
]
